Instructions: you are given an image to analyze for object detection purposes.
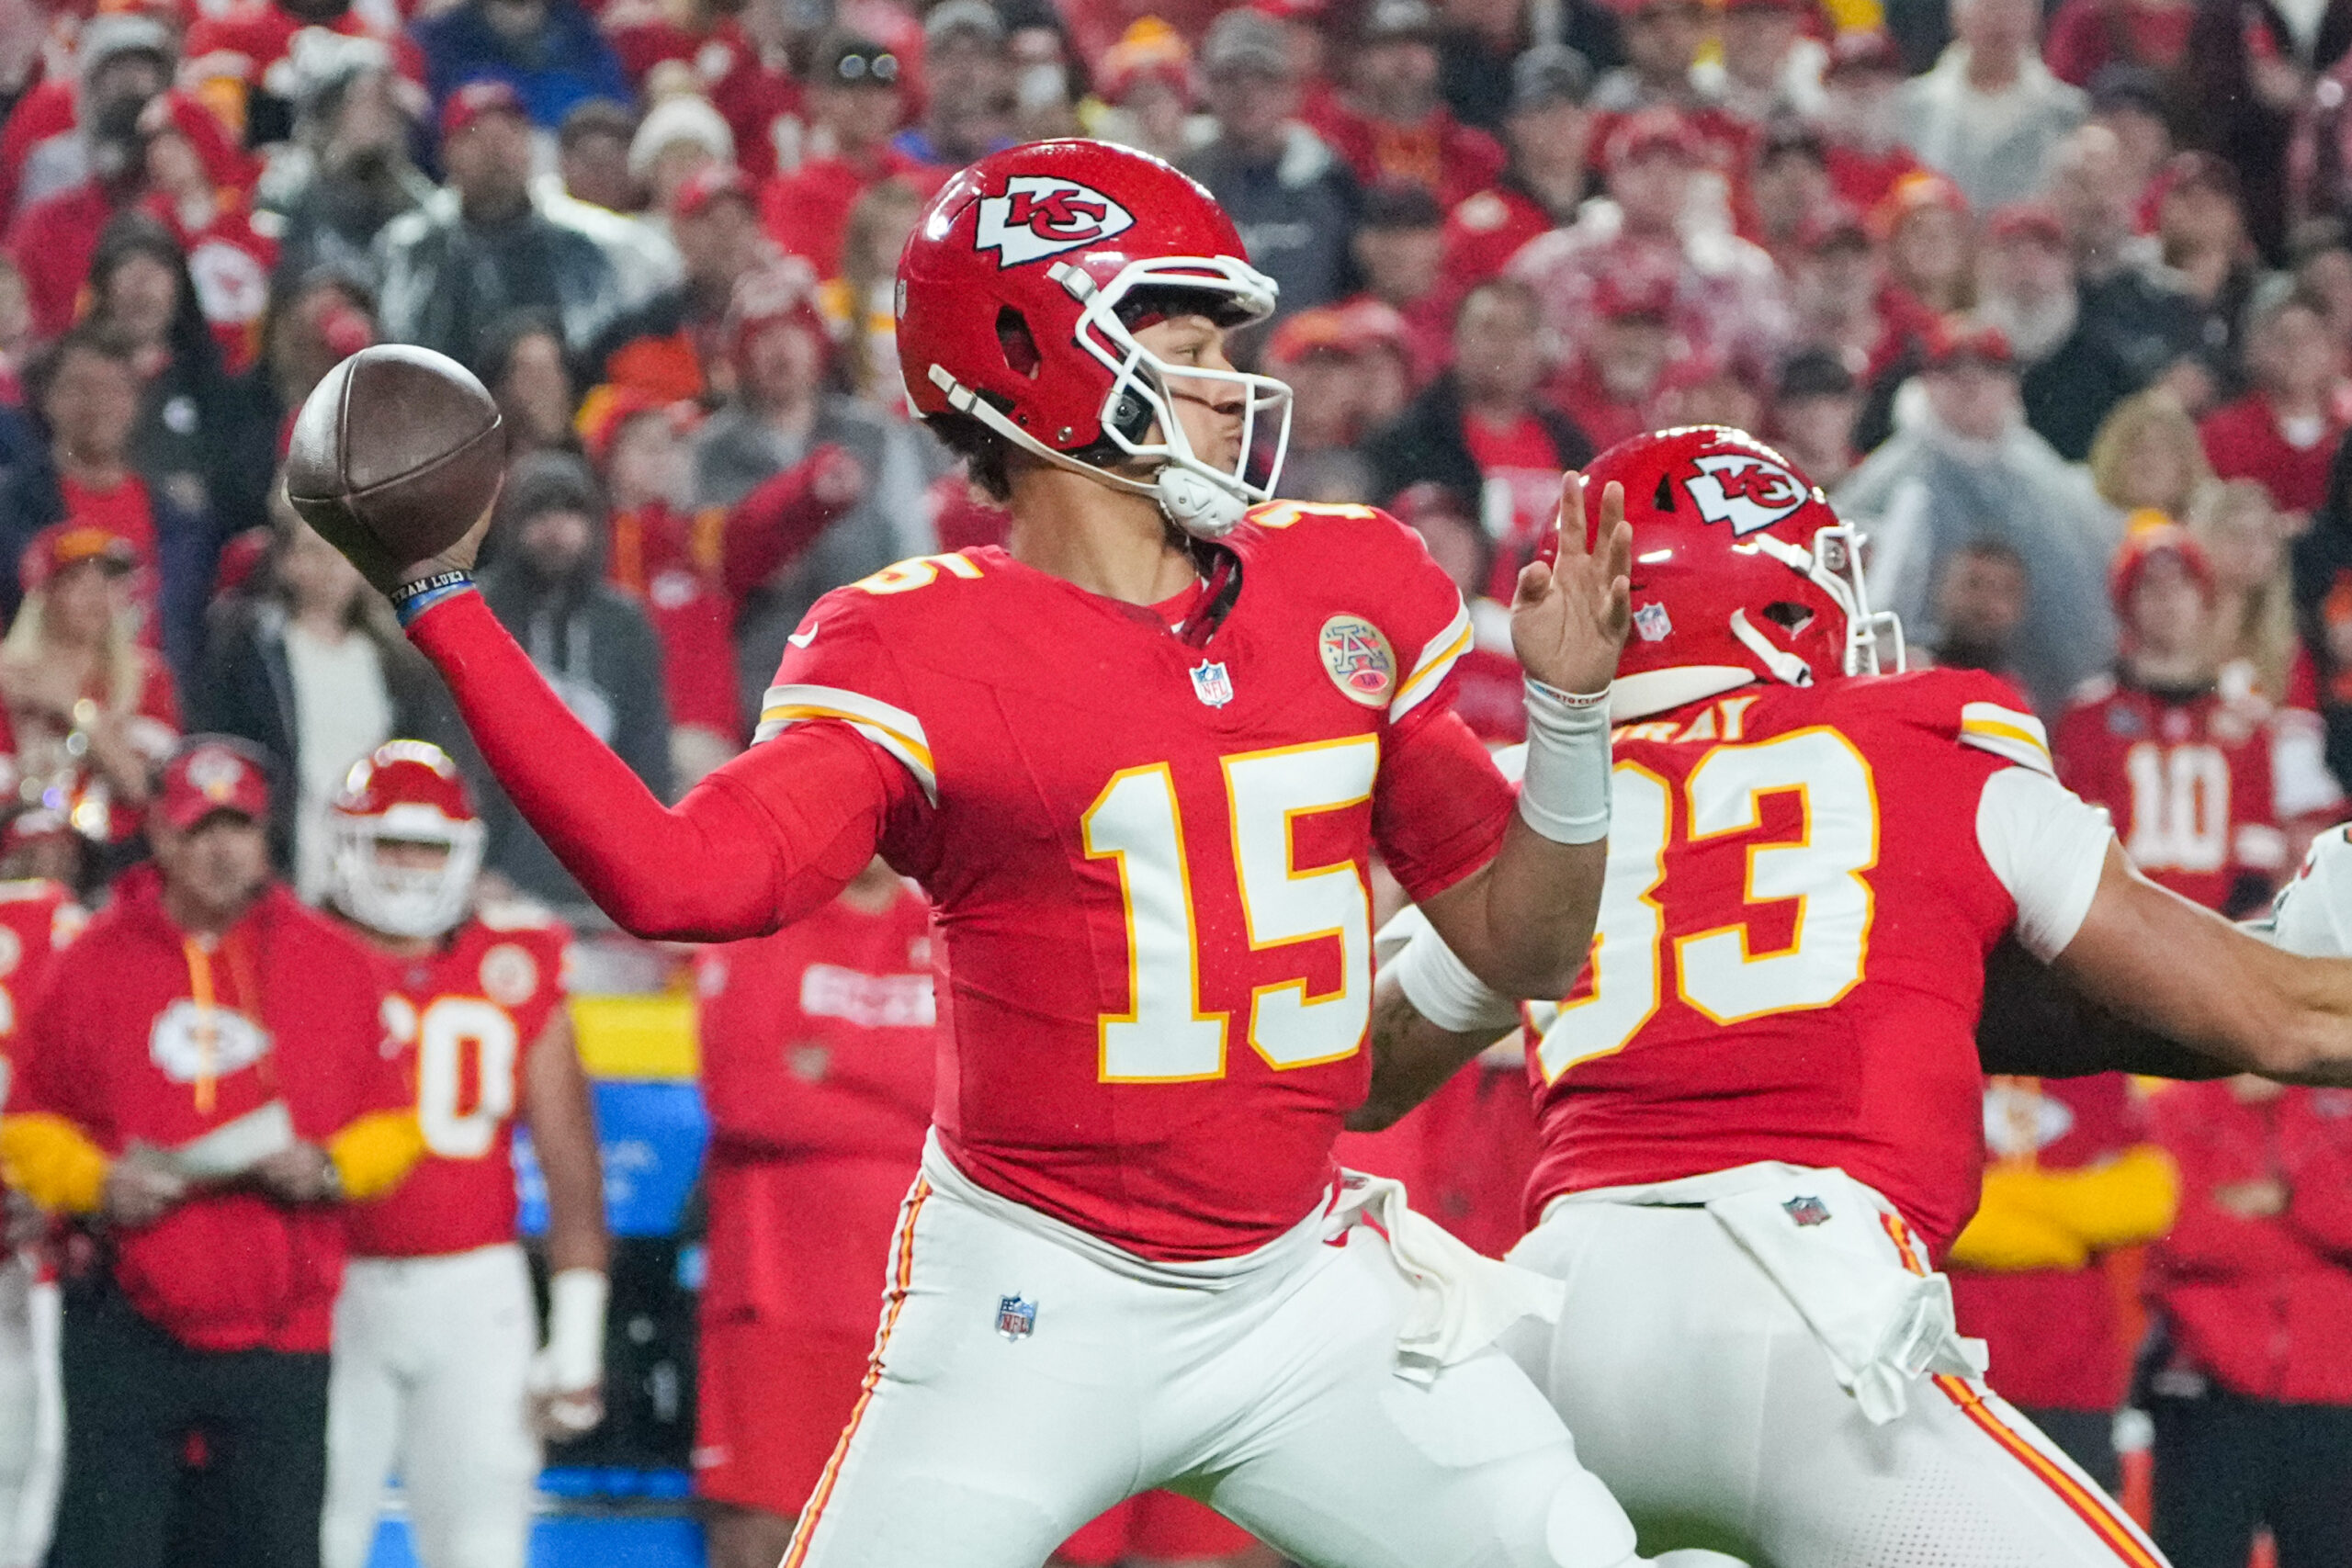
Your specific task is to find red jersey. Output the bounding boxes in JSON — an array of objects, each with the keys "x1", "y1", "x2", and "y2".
[
  {"x1": 754, "y1": 503, "x2": 1506, "y2": 1259},
  {"x1": 1524, "y1": 669, "x2": 2077, "y2": 1256},
  {"x1": 1949, "y1": 1074, "x2": 2150, "y2": 1411},
  {"x1": 695, "y1": 882, "x2": 934, "y2": 1332},
  {"x1": 758, "y1": 151, "x2": 941, "y2": 278},
  {"x1": 7, "y1": 865, "x2": 402, "y2": 1351},
  {"x1": 2053, "y1": 676, "x2": 2287, "y2": 913},
  {"x1": 2147, "y1": 1081, "x2": 2352, "y2": 1405},
  {"x1": 0, "y1": 878, "x2": 79, "y2": 1073},
  {"x1": 2197, "y1": 392, "x2": 2345, "y2": 517},
  {"x1": 345, "y1": 908, "x2": 570, "y2": 1259}
]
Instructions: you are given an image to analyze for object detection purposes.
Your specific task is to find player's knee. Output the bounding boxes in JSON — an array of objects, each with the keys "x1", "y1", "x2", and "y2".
[{"x1": 1537, "y1": 1463, "x2": 1642, "y2": 1568}]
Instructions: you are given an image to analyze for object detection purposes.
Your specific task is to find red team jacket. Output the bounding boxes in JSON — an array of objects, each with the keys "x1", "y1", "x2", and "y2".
[
  {"x1": 2147, "y1": 1081, "x2": 2352, "y2": 1405},
  {"x1": 345, "y1": 910, "x2": 571, "y2": 1260},
  {"x1": 749, "y1": 505, "x2": 1506, "y2": 1260},
  {"x1": 1524, "y1": 669, "x2": 2057, "y2": 1256},
  {"x1": 8, "y1": 866, "x2": 402, "y2": 1352},
  {"x1": 2053, "y1": 676, "x2": 2287, "y2": 916},
  {"x1": 1949, "y1": 1074, "x2": 2154, "y2": 1411},
  {"x1": 0, "y1": 879, "x2": 78, "y2": 1061},
  {"x1": 695, "y1": 884, "x2": 935, "y2": 1335}
]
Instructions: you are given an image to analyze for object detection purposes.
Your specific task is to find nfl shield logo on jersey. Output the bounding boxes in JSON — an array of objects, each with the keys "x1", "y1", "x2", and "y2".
[
  {"x1": 1782, "y1": 1194, "x2": 1832, "y2": 1228},
  {"x1": 1190, "y1": 660, "x2": 1235, "y2": 708},
  {"x1": 996, "y1": 1294, "x2": 1038, "y2": 1341}
]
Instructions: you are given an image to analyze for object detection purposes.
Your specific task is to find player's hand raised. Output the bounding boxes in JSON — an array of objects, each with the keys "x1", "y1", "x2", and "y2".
[{"x1": 1511, "y1": 472, "x2": 1633, "y2": 694}]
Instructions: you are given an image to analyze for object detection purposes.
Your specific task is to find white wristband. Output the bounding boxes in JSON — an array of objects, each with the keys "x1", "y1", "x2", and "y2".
[
  {"x1": 1391, "y1": 927, "x2": 1523, "y2": 1034},
  {"x1": 1517, "y1": 678, "x2": 1612, "y2": 844},
  {"x1": 540, "y1": 1268, "x2": 608, "y2": 1392}
]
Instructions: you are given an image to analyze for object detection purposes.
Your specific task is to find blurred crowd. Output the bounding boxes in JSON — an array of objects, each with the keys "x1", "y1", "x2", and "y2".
[{"x1": 4, "y1": 0, "x2": 2352, "y2": 1559}]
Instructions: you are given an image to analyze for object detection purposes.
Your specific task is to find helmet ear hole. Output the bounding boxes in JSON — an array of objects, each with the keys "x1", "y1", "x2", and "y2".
[
  {"x1": 996, "y1": 307, "x2": 1042, "y2": 378},
  {"x1": 1654, "y1": 473, "x2": 1678, "y2": 512},
  {"x1": 1761, "y1": 601, "x2": 1815, "y2": 633}
]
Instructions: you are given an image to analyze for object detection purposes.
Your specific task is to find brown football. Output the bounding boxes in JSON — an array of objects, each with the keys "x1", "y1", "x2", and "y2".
[{"x1": 285, "y1": 344, "x2": 506, "y2": 569}]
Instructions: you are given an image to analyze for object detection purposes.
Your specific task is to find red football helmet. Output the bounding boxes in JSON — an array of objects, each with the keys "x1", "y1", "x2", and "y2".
[
  {"x1": 327, "y1": 740, "x2": 485, "y2": 939},
  {"x1": 1580, "y1": 426, "x2": 1903, "y2": 720},
  {"x1": 898, "y1": 139, "x2": 1292, "y2": 538}
]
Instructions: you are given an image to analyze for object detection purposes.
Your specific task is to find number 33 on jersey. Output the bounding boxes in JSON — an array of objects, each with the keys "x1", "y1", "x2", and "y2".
[
  {"x1": 749, "y1": 505, "x2": 1513, "y2": 1260},
  {"x1": 347, "y1": 909, "x2": 571, "y2": 1258}
]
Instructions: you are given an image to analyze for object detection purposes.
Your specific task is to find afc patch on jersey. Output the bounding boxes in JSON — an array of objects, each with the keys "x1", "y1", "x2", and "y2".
[
  {"x1": 975, "y1": 177, "x2": 1135, "y2": 267},
  {"x1": 1319, "y1": 615, "x2": 1396, "y2": 706},
  {"x1": 150, "y1": 1000, "x2": 271, "y2": 1084},
  {"x1": 1681, "y1": 451, "x2": 1811, "y2": 536}
]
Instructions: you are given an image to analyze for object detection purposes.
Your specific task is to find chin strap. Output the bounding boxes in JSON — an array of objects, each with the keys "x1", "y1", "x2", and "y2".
[
  {"x1": 926, "y1": 364, "x2": 1249, "y2": 537},
  {"x1": 1728, "y1": 607, "x2": 1816, "y2": 688}
]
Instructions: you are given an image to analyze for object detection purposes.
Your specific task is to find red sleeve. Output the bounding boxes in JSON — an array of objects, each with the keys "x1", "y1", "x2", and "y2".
[
  {"x1": 137, "y1": 654, "x2": 179, "y2": 729},
  {"x1": 7, "y1": 944, "x2": 90, "y2": 1129},
  {"x1": 293, "y1": 934, "x2": 404, "y2": 1138},
  {"x1": 719, "y1": 451, "x2": 855, "y2": 604},
  {"x1": 2284, "y1": 1103, "x2": 2352, "y2": 1261},
  {"x1": 406, "y1": 590, "x2": 906, "y2": 940},
  {"x1": 1375, "y1": 708, "x2": 1512, "y2": 901}
]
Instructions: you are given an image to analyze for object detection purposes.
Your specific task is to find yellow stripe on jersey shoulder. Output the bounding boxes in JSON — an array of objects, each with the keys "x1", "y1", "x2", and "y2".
[
  {"x1": 1392, "y1": 601, "x2": 1475, "y2": 721},
  {"x1": 754, "y1": 682, "x2": 939, "y2": 803},
  {"x1": 1959, "y1": 701, "x2": 2054, "y2": 776}
]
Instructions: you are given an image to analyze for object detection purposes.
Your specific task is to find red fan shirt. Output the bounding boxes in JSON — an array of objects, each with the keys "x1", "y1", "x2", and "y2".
[
  {"x1": 344, "y1": 910, "x2": 571, "y2": 1260},
  {"x1": 2053, "y1": 677, "x2": 2288, "y2": 914}
]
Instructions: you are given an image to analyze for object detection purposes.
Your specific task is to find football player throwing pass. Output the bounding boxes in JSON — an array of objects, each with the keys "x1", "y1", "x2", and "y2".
[
  {"x1": 1374, "y1": 424, "x2": 2352, "y2": 1568},
  {"x1": 319, "y1": 743, "x2": 609, "y2": 1568},
  {"x1": 316, "y1": 141, "x2": 1740, "y2": 1568}
]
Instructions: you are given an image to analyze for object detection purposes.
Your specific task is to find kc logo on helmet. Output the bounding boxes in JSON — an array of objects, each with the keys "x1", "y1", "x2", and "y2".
[
  {"x1": 1684, "y1": 453, "x2": 1811, "y2": 536},
  {"x1": 975, "y1": 177, "x2": 1136, "y2": 268}
]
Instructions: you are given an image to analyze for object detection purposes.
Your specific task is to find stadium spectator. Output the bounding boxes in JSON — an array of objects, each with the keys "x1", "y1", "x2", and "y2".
[
  {"x1": 759, "y1": 37, "x2": 925, "y2": 279},
  {"x1": 474, "y1": 453, "x2": 674, "y2": 912},
  {"x1": 2288, "y1": 219, "x2": 2352, "y2": 355},
  {"x1": 1365, "y1": 276, "x2": 1592, "y2": 597},
  {"x1": 0, "y1": 737, "x2": 419, "y2": 1568},
  {"x1": 1766, "y1": 347, "x2": 1865, "y2": 487},
  {"x1": 2046, "y1": 125, "x2": 2211, "y2": 411},
  {"x1": 135, "y1": 96, "x2": 277, "y2": 376},
  {"x1": 2199, "y1": 286, "x2": 2348, "y2": 522},
  {"x1": 556, "y1": 99, "x2": 639, "y2": 216},
  {"x1": 257, "y1": 271, "x2": 378, "y2": 429},
  {"x1": 413, "y1": 0, "x2": 631, "y2": 130},
  {"x1": 893, "y1": 1, "x2": 1015, "y2": 170},
  {"x1": 1785, "y1": 207, "x2": 1928, "y2": 389},
  {"x1": 1263, "y1": 307, "x2": 1380, "y2": 502},
  {"x1": 2175, "y1": 0, "x2": 2352, "y2": 263},
  {"x1": 2190, "y1": 479, "x2": 2314, "y2": 704},
  {"x1": 1918, "y1": 535, "x2": 2031, "y2": 682},
  {"x1": 1840, "y1": 320, "x2": 2121, "y2": 711},
  {"x1": 625, "y1": 94, "x2": 734, "y2": 220},
  {"x1": 1589, "y1": 0, "x2": 1711, "y2": 115},
  {"x1": 0, "y1": 13, "x2": 173, "y2": 224},
  {"x1": 258, "y1": 36, "x2": 435, "y2": 298},
  {"x1": 479, "y1": 310, "x2": 581, "y2": 460},
  {"x1": 1088, "y1": 19, "x2": 1201, "y2": 165},
  {"x1": 1899, "y1": 0, "x2": 2086, "y2": 212},
  {"x1": 1815, "y1": 30, "x2": 1921, "y2": 215},
  {"x1": 1878, "y1": 170, "x2": 1975, "y2": 319},
  {"x1": 692, "y1": 265, "x2": 937, "y2": 710},
  {"x1": 815, "y1": 176, "x2": 926, "y2": 411},
  {"x1": 1977, "y1": 201, "x2": 2143, "y2": 460},
  {"x1": 1182, "y1": 9, "x2": 1359, "y2": 323},
  {"x1": 2087, "y1": 388, "x2": 2217, "y2": 519},
  {"x1": 2085, "y1": 64, "x2": 2174, "y2": 193},
  {"x1": 2144, "y1": 1076, "x2": 2352, "y2": 1568},
  {"x1": 2159, "y1": 152, "x2": 2265, "y2": 396},
  {"x1": 590, "y1": 164, "x2": 766, "y2": 403},
  {"x1": 194, "y1": 493, "x2": 456, "y2": 896},
  {"x1": 1342, "y1": 181, "x2": 1452, "y2": 386},
  {"x1": 1746, "y1": 119, "x2": 1836, "y2": 259},
  {"x1": 2044, "y1": 0, "x2": 2196, "y2": 85},
  {"x1": 1946, "y1": 1072, "x2": 2177, "y2": 1490},
  {"x1": 1439, "y1": 46, "x2": 1594, "y2": 302},
  {"x1": 1700, "y1": 0, "x2": 1822, "y2": 128},
  {"x1": 1547, "y1": 273, "x2": 1674, "y2": 449},
  {"x1": 1511, "y1": 107, "x2": 1791, "y2": 383},
  {"x1": 1315, "y1": 0, "x2": 1503, "y2": 207},
  {"x1": 0, "y1": 521, "x2": 177, "y2": 852},
  {"x1": 376, "y1": 82, "x2": 632, "y2": 371}
]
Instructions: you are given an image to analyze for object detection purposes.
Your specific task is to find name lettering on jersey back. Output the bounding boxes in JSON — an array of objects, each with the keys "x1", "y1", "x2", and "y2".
[
  {"x1": 1614, "y1": 695, "x2": 1759, "y2": 746},
  {"x1": 799, "y1": 964, "x2": 936, "y2": 1030}
]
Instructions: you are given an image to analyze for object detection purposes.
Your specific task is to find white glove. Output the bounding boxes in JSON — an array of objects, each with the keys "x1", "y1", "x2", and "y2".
[
  {"x1": 2263, "y1": 825, "x2": 2352, "y2": 957},
  {"x1": 528, "y1": 1268, "x2": 607, "y2": 1438}
]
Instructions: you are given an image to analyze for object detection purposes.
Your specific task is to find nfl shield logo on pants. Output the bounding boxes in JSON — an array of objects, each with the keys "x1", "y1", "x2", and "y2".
[{"x1": 996, "y1": 1295, "x2": 1037, "y2": 1341}]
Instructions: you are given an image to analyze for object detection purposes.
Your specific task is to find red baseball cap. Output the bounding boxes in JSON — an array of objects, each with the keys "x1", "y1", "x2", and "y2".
[
  {"x1": 671, "y1": 162, "x2": 755, "y2": 220},
  {"x1": 1824, "y1": 28, "x2": 1904, "y2": 79},
  {"x1": 1987, "y1": 201, "x2": 2067, "y2": 249},
  {"x1": 441, "y1": 79, "x2": 526, "y2": 141},
  {"x1": 1603, "y1": 107, "x2": 1703, "y2": 171},
  {"x1": 1922, "y1": 318, "x2": 2016, "y2": 370},
  {"x1": 2111, "y1": 520, "x2": 2216, "y2": 610},
  {"x1": 19, "y1": 520, "x2": 139, "y2": 594},
  {"x1": 153, "y1": 739, "x2": 272, "y2": 832},
  {"x1": 574, "y1": 382, "x2": 700, "y2": 467},
  {"x1": 1264, "y1": 306, "x2": 1365, "y2": 368}
]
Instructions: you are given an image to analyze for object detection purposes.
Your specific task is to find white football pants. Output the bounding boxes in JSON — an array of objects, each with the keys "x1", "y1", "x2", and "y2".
[
  {"x1": 0, "y1": 1257, "x2": 61, "y2": 1568},
  {"x1": 782, "y1": 1160, "x2": 1745, "y2": 1568},
  {"x1": 1502, "y1": 1201, "x2": 2171, "y2": 1568},
  {"x1": 322, "y1": 1244, "x2": 540, "y2": 1568}
]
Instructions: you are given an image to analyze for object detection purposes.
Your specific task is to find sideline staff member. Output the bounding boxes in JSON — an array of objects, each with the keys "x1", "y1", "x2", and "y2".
[{"x1": 0, "y1": 738, "x2": 423, "y2": 1568}]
